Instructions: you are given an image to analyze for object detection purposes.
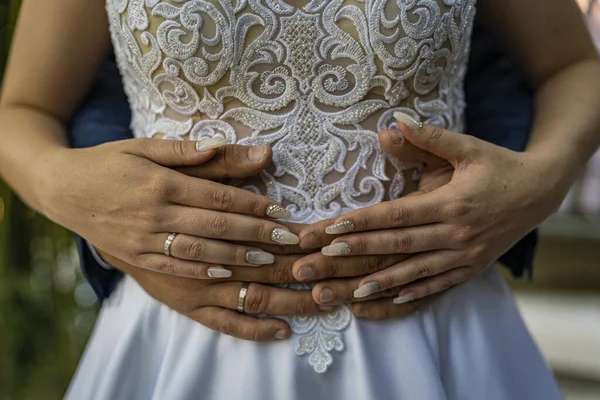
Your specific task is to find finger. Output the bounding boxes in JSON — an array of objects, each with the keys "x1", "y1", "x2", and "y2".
[
  {"x1": 292, "y1": 252, "x2": 408, "y2": 282},
  {"x1": 394, "y1": 112, "x2": 478, "y2": 165},
  {"x1": 165, "y1": 206, "x2": 300, "y2": 245},
  {"x1": 351, "y1": 292, "x2": 441, "y2": 321},
  {"x1": 317, "y1": 191, "x2": 447, "y2": 235},
  {"x1": 238, "y1": 222, "x2": 315, "y2": 255},
  {"x1": 379, "y1": 129, "x2": 446, "y2": 167},
  {"x1": 321, "y1": 224, "x2": 453, "y2": 256},
  {"x1": 207, "y1": 282, "x2": 325, "y2": 316},
  {"x1": 355, "y1": 250, "x2": 463, "y2": 295},
  {"x1": 188, "y1": 306, "x2": 291, "y2": 342},
  {"x1": 134, "y1": 253, "x2": 233, "y2": 279},
  {"x1": 125, "y1": 137, "x2": 224, "y2": 167},
  {"x1": 391, "y1": 266, "x2": 472, "y2": 305},
  {"x1": 164, "y1": 174, "x2": 291, "y2": 219},
  {"x1": 298, "y1": 218, "x2": 338, "y2": 249},
  {"x1": 311, "y1": 277, "x2": 402, "y2": 306},
  {"x1": 147, "y1": 233, "x2": 275, "y2": 266},
  {"x1": 227, "y1": 255, "x2": 299, "y2": 283},
  {"x1": 176, "y1": 144, "x2": 272, "y2": 180}
]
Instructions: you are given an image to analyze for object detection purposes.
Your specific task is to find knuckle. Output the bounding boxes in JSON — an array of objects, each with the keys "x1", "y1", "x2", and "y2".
[
  {"x1": 171, "y1": 140, "x2": 188, "y2": 162},
  {"x1": 392, "y1": 234, "x2": 411, "y2": 253},
  {"x1": 209, "y1": 215, "x2": 229, "y2": 237},
  {"x1": 271, "y1": 262, "x2": 292, "y2": 283},
  {"x1": 454, "y1": 227, "x2": 475, "y2": 245},
  {"x1": 429, "y1": 126, "x2": 444, "y2": 143},
  {"x1": 253, "y1": 223, "x2": 268, "y2": 241},
  {"x1": 381, "y1": 274, "x2": 397, "y2": 290},
  {"x1": 210, "y1": 187, "x2": 233, "y2": 211},
  {"x1": 412, "y1": 261, "x2": 431, "y2": 279},
  {"x1": 147, "y1": 174, "x2": 176, "y2": 199},
  {"x1": 217, "y1": 321, "x2": 235, "y2": 337},
  {"x1": 365, "y1": 256, "x2": 387, "y2": 274},
  {"x1": 353, "y1": 304, "x2": 370, "y2": 319},
  {"x1": 249, "y1": 197, "x2": 265, "y2": 217},
  {"x1": 187, "y1": 239, "x2": 207, "y2": 259},
  {"x1": 390, "y1": 206, "x2": 410, "y2": 226},
  {"x1": 445, "y1": 199, "x2": 470, "y2": 219},
  {"x1": 158, "y1": 259, "x2": 178, "y2": 276},
  {"x1": 466, "y1": 245, "x2": 486, "y2": 263},
  {"x1": 245, "y1": 287, "x2": 270, "y2": 314},
  {"x1": 440, "y1": 279, "x2": 454, "y2": 291},
  {"x1": 295, "y1": 297, "x2": 311, "y2": 316}
]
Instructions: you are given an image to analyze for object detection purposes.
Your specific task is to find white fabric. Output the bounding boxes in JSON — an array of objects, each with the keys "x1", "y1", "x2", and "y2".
[
  {"x1": 67, "y1": 267, "x2": 563, "y2": 400},
  {"x1": 68, "y1": 1, "x2": 563, "y2": 397}
]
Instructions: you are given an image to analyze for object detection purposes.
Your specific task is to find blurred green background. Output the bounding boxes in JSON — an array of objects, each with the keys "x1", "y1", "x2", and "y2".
[
  {"x1": 0, "y1": 1, "x2": 98, "y2": 399},
  {"x1": 0, "y1": 1, "x2": 599, "y2": 400}
]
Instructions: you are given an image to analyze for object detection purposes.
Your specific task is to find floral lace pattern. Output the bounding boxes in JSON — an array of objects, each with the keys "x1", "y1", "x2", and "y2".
[{"x1": 106, "y1": 0, "x2": 476, "y2": 373}]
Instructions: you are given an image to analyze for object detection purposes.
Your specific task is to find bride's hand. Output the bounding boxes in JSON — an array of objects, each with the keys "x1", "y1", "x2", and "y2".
[
  {"x1": 301, "y1": 116, "x2": 569, "y2": 304},
  {"x1": 43, "y1": 140, "x2": 300, "y2": 279}
]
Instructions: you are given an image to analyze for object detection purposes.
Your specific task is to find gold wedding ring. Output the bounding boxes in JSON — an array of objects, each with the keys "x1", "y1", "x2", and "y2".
[
  {"x1": 237, "y1": 282, "x2": 250, "y2": 312},
  {"x1": 163, "y1": 233, "x2": 178, "y2": 256}
]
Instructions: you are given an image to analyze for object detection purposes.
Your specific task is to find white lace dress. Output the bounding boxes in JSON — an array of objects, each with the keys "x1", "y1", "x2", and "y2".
[{"x1": 67, "y1": 1, "x2": 564, "y2": 399}]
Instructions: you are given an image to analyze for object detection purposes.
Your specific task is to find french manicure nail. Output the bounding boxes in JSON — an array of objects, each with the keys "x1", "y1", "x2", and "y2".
[
  {"x1": 266, "y1": 204, "x2": 291, "y2": 219},
  {"x1": 271, "y1": 229, "x2": 300, "y2": 245},
  {"x1": 245, "y1": 250, "x2": 275, "y2": 265},
  {"x1": 274, "y1": 330, "x2": 288, "y2": 340},
  {"x1": 297, "y1": 266, "x2": 314, "y2": 281},
  {"x1": 207, "y1": 267, "x2": 232, "y2": 278},
  {"x1": 393, "y1": 293, "x2": 417, "y2": 304},
  {"x1": 318, "y1": 305, "x2": 334, "y2": 312},
  {"x1": 325, "y1": 220, "x2": 355, "y2": 234},
  {"x1": 195, "y1": 137, "x2": 227, "y2": 151},
  {"x1": 384, "y1": 129, "x2": 403, "y2": 145},
  {"x1": 353, "y1": 282, "x2": 381, "y2": 298},
  {"x1": 320, "y1": 288, "x2": 334, "y2": 303},
  {"x1": 321, "y1": 242, "x2": 351, "y2": 256},
  {"x1": 249, "y1": 145, "x2": 268, "y2": 162},
  {"x1": 393, "y1": 111, "x2": 423, "y2": 131}
]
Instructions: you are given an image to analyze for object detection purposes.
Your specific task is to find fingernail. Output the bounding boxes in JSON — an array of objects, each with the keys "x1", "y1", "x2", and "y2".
[
  {"x1": 318, "y1": 305, "x2": 333, "y2": 312},
  {"x1": 245, "y1": 250, "x2": 275, "y2": 265},
  {"x1": 393, "y1": 293, "x2": 417, "y2": 304},
  {"x1": 393, "y1": 111, "x2": 423, "y2": 131},
  {"x1": 320, "y1": 288, "x2": 334, "y2": 303},
  {"x1": 195, "y1": 137, "x2": 226, "y2": 151},
  {"x1": 274, "y1": 330, "x2": 288, "y2": 340},
  {"x1": 271, "y1": 229, "x2": 300, "y2": 245},
  {"x1": 384, "y1": 129, "x2": 403, "y2": 145},
  {"x1": 321, "y1": 242, "x2": 351, "y2": 256},
  {"x1": 207, "y1": 267, "x2": 232, "y2": 278},
  {"x1": 325, "y1": 220, "x2": 355, "y2": 234},
  {"x1": 297, "y1": 266, "x2": 314, "y2": 281},
  {"x1": 353, "y1": 282, "x2": 381, "y2": 298},
  {"x1": 266, "y1": 204, "x2": 291, "y2": 219},
  {"x1": 249, "y1": 145, "x2": 268, "y2": 162}
]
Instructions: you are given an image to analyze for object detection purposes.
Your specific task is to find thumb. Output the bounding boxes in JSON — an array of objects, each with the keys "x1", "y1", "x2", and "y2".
[
  {"x1": 128, "y1": 137, "x2": 225, "y2": 167},
  {"x1": 378, "y1": 129, "x2": 446, "y2": 167},
  {"x1": 394, "y1": 112, "x2": 474, "y2": 165}
]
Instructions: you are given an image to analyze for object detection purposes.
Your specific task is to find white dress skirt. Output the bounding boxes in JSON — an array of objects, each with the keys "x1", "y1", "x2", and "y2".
[{"x1": 66, "y1": 266, "x2": 563, "y2": 400}]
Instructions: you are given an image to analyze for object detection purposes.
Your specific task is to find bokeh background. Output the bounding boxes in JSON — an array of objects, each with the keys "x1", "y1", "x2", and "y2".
[{"x1": 0, "y1": 1, "x2": 599, "y2": 399}]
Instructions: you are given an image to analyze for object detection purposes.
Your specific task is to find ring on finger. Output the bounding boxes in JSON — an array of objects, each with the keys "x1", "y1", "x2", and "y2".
[
  {"x1": 237, "y1": 282, "x2": 250, "y2": 312},
  {"x1": 163, "y1": 232, "x2": 178, "y2": 256}
]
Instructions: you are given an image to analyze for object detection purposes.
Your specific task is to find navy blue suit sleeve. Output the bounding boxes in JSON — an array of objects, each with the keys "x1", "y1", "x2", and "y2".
[
  {"x1": 68, "y1": 56, "x2": 132, "y2": 303},
  {"x1": 464, "y1": 19, "x2": 537, "y2": 279}
]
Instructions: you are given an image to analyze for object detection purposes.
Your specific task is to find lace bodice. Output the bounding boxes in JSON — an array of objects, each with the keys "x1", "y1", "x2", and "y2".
[{"x1": 106, "y1": 0, "x2": 476, "y2": 373}]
